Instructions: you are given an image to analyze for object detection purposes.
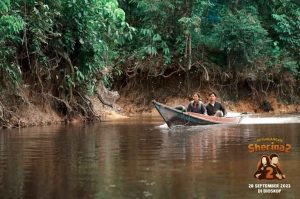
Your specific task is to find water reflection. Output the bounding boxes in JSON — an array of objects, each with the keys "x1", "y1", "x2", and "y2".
[{"x1": 0, "y1": 119, "x2": 300, "y2": 198}]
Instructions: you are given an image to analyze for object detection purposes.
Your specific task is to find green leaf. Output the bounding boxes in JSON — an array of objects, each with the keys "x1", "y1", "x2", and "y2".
[{"x1": 152, "y1": 34, "x2": 161, "y2": 42}]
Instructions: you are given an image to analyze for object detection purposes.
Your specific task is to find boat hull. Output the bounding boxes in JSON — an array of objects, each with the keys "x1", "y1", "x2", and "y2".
[{"x1": 153, "y1": 100, "x2": 241, "y2": 127}]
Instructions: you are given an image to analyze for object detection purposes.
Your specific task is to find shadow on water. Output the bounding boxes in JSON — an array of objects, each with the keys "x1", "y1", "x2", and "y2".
[{"x1": 0, "y1": 116, "x2": 300, "y2": 198}]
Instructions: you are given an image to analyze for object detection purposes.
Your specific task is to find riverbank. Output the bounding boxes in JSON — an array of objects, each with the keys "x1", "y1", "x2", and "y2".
[
  {"x1": 0, "y1": 85, "x2": 127, "y2": 128},
  {"x1": 0, "y1": 97, "x2": 124, "y2": 129},
  {"x1": 1, "y1": 87, "x2": 299, "y2": 129},
  {"x1": 117, "y1": 94, "x2": 300, "y2": 117}
]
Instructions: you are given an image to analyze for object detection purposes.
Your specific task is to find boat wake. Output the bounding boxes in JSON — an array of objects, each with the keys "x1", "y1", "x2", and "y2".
[
  {"x1": 157, "y1": 123, "x2": 169, "y2": 129},
  {"x1": 240, "y1": 114, "x2": 300, "y2": 124},
  {"x1": 156, "y1": 122, "x2": 219, "y2": 132},
  {"x1": 226, "y1": 111, "x2": 300, "y2": 124}
]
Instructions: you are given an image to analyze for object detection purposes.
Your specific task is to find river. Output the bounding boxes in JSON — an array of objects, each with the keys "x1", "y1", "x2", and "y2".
[{"x1": 0, "y1": 116, "x2": 299, "y2": 198}]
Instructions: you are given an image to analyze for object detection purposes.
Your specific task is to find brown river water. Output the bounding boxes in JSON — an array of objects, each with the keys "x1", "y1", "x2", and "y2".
[{"x1": 0, "y1": 116, "x2": 300, "y2": 199}]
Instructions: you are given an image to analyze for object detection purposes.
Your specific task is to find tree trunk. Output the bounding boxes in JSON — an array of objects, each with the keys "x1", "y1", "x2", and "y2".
[{"x1": 186, "y1": 33, "x2": 192, "y2": 94}]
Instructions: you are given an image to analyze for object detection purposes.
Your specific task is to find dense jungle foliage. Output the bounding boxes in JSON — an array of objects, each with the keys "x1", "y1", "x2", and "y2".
[
  {"x1": 0, "y1": 0, "x2": 299, "y2": 122},
  {"x1": 117, "y1": 0, "x2": 300, "y2": 101}
]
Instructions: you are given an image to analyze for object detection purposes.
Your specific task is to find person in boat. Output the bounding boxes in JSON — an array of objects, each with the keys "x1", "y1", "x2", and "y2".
[
  {"x1": 187, "y1": 93, "x2": 207, "y2": 114},
  {"x1": 205, "y1": 92, "x2": 226, "y2": 117}
]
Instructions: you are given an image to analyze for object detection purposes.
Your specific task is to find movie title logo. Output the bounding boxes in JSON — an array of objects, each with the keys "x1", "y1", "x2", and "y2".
[
  {"x1": 248, "y1": 137, "x2": 292, "y2": 153},
  {"x1": 247, "y1": 137, "x2": 292, "y2": 194}
]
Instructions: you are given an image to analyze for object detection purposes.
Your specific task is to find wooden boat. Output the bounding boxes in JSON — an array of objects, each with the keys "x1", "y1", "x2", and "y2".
[{"x1": 153, "y1": 100, "x2": 241, "y2": 128}]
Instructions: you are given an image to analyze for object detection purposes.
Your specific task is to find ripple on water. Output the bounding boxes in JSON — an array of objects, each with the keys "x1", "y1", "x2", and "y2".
[{"x1": 0, "y1": 120, "x2": 300, "y2": 198}]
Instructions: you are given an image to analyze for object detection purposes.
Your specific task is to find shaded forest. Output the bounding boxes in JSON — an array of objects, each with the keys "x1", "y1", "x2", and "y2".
[{"x1": 0, "y1": 0, "x2": 299, "y2": 126}]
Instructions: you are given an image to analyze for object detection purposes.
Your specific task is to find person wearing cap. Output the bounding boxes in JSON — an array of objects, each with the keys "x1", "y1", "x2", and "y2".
[
  {"x1": 206, "y1": 92, "x2": 226, "y2": 117},
  {"x1": 187, "y1": 92, "x2": 207, "y2": 114}
]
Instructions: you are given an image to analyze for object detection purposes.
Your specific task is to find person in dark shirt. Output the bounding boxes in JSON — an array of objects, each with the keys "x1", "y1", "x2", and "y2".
[
  {"x1": 254, "y1": 155, "x2": 270, "y2": 179},
  {"x1": 206, "y1": 92, "x2": 226, "y2": 117},
  {"x1": 269, "y1": 153, "x2": 285, "y2": 180},
  {"x1": 187, "y1": 93, "x2": 207, "y2": 114}
]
